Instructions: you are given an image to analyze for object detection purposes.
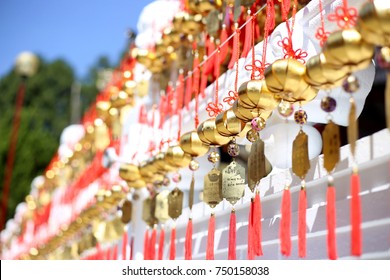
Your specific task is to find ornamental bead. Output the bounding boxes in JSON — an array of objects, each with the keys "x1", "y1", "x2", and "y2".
[
  {"x1": 251, "y1": 117, "x2": 266, "y2": 132},
  {"x1": 172, "y1": 173, "x2": 182, "y2": 183},
  {"x1": 246, "y1": 129, "x2": 260, "y2": 142},
  {"x1": 189, "y1": 159, "x2": 200, "y2": 171},
  {"x1": 227, "y1": 142, "x2": 240, "y2": 157},
  {"x1": 277, "y1": 100, "x2": 294, "y2": 117},
  {"x1": 207, "y1": 151, "x2": 220, "y2": 164},
  {"x1": 342, "y1": 75, "x2": 360, "y2": 93},
  {"x1": 294, "y1": 109, "x2": 307, "y2": 125},
  {"x1": 320, "y1": 96, "x2": 337, "y2": 113}
]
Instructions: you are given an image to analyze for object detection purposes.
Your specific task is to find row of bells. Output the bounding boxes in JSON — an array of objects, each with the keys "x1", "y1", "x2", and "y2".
[{"x1": 119, "y1": 0, "x2": 390, "y2": 188}]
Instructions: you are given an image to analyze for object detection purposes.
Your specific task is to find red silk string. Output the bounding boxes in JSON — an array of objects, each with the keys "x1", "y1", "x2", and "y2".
[
  {"x1": 328, "y1": 0, "x2": 358, "y2": 29},
  {"x1": 143, "y1": 229, "x2": 150, "y2": 260},
  {"x1": 113, "y1": 244, "x2": 118, "y2": 260},
  {"x1": 159, "y1": 95, "x2": 166, "y2": 130},
  {"x1": 122, "y1": 231, "x2": 128, "y2": 260},
  {"x1": 247, "y1": 199, "x2": 255, "y2": 260},
  {"x1": 224, "y1": 35, "x2": 240, "y2": 107},
  {"x1": 241, "y1": 11, "x2": 253, "y2": 58},
  {"x1": 315, "y1": 0, "x2": 330, "y2": 46},
  {"x1": 279, "y1": 188, "x2": 291, "y2": 256},
  {"x1": 253, "y1": 191, "x2": 263, "y2": 256},
  {"x1": 206, "y1": 214, "x2": 216, "y2": 260},
  {"x1": 149, "y1": 227, "x2": 157, "y2": 260},
  {"x1": 158, "y1": 228, "x2": 165, "y2": 260},
  {"x1": 228, "y1": 210, "x2": 237, "y2": 260},
  {"x1": 193, "y1": 54, "x2": 200, "y2": 97},
  {"x1": 298, "y1": 188, "x2": 307, "y2": 258},
  {"x1": 327, "y1": 185, "x2": 337, "y2": 260},
  {"x1": 185, "y1": 72, "x2": 192, "y2": 110},
  {"x1": 169, "y1": 226, "x2": 176, "y2": 260},
  {"x1": 351, "y1": 172, "x2": 362, "y2": 256},
  {"x1": 206, "y1": 49, "x2": 223, "y2": 117},
  {"x1": 184, "y1": 218, "x2": 193, "y2": 260}
]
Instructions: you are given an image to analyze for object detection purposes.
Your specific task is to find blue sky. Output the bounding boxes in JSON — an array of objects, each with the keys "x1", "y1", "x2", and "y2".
[{"x1": 0, "y1": 0, "x2": 154, "y2": 78}]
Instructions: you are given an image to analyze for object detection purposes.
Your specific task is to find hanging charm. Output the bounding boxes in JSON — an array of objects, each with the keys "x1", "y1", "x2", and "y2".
[
  {"x1": 322, "y1": 121, "x2": 340, "y2": 173},
  {"x1": 121, "y1": 199, "x2": 132, "y2": 224},
  {"x1": 292, "y1": 130, "x2": 310, "y2": 179},
  {"x1": 247, "y1": 139, "x2": 266, "y2": 192},
  {"x1": 168, "y1": 188, "x2": 183, "y2": 220},
  {"x1": 348, "y1": 98, "x2": 358, "y2": 157},
  {"x1": 222, "y1": 160, "x2": 246, "y2": 205},
  {"x1": 204, "y1": 168, "x2": 223, "y2": 208}
]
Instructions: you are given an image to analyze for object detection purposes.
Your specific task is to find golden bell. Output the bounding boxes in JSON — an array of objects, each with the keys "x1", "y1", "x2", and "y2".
[
  {"x1": 15, "y1": 52, "x2": 39, "y2": 77},
  {"x1": 172, "y1": 12, "x2": 187, "y2": 33},
  {"x1": 165, "y1": 145, "x2": 192, "y2": 168},
  {"x1": 322, "y1": 28, "x2": 374, "y2": 73},
  {"x1": 189, "y1": 0, "x2": 222, "y2": 14},
  {"x1": 232, "y1": 100, "x2": 273, "y2": 122},
  {"x1": 131, "y1": 48, "x2": 152, "y2": 68},
  {"x1": 182, "y1": 14, "x2": 203, "y2": 35},
  {"x1": 119, "y1": 163, "x2": 141, "y2": 182},
  {"x1": 180, "y1": 130, "x2": 210, "y2": 157},
  {"x1": 162, "y1": 28, "x2": 181, "y2": 48},
  {"x1": 357, "y1": 0, "x2": 390, "y2": 47},
  {"x1": 96, "y1": 101, "x2": 111, "y2": 121},
  {"x1": 304, "y1": 53, "x2": 349, "y2": 89},
  {"x1": 153, "y1": 152, "x2": 177, "y2": 172},
  {"x1": 238, "y1": 80, "x2": 280, "y2": 110},
  {"x1": 215, "y1": 109, "x2": 245, "y2": 137},
  {"x1": 198, "y1": 118, "x2": 230, "y2": 146},
  {"x1": 264, "y1": 59, "x2": 318, "y2": 104},
  {"x1": 110, "y1": 90, "x2": 134, "y2": 108}
]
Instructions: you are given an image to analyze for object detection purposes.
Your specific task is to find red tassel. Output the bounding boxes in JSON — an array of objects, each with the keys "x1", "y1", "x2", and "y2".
[
  {"x1": 184, "y1": 73, "x2": 192, "y2": 110},
  {"x1": 200, "y1": 63, "x2": 208, "y2": 99},
  {"x1": 219, "y1": 26, "x2": 229, "y2": 62},
  {"x1": 253, "y1": 192, "x2": 263, "y2": 256},
  {"x1": 122, "y1": 232, "x2": 128, "y2": 260},
  {"x1": 241, "y1": 13, "x2": 253, "y2": 58},
  {"x1": 204, "y1": 37, "x2": 215, "y2": 76},
  {"x1": 247, "y1": 199, "x2": 255, "y2": 260},
  {"x1": 169, "y1": 226, "x2": 176, "y2": 260},
  {"x1": 279, "y1": 188, "x2": 291, "y2": 256},
  {"x1": 228, "y1": 210, "x2": 237, "y2": 260},
  {"x1": 130, "y1": 236, "x2": 134, "y2": 260},
  {"x1": 228, "y1": 28, "x2": 240, "y2": 69},
  {"x1": 298, "y1": 188, "x2": 307, "y2": 258},
  {"x1": 351, "y1": 172, "x2": 362, "y2": 256},
  {"x1": 327, "y1": 185, "x2": 337, "y2": 260},
  {"x1": 143, "y1": 229, "x2": 149, "y2": 260},
  {"x1": 206, "y1": 214, "x2": 216, "y2": 260},
  {"x1": 149, "y1": 227, "x2": 157, "y2": 260},
  {"x1": 266, "y1": 0, "x2": 276, "y2": 31},
  {"x1": 112, "y1": 244, "x2": 118, "y2": 260},
  {"x1": 158, "y1": 228, "x2": 165, "y2": 260},
  {"x1": 192, "y1": 55, "x2": 200, "y2": 96},
  {"x1": 185, "y1": 218, "x2": 193, "y2": 260}
]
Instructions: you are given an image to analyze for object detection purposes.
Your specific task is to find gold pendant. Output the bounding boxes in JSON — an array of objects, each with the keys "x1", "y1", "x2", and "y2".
[
  {"x1": 292, "y1": 130, "x2": 310, "y2": 179},
  {"x1": 322, "y1": 121, "x2": 340, "y2": 173},
  {"x1": 203, "y1": 168, "x2": 223, "y2": 208},
  {"x1": 168, "y1": 187, "x2": 183, "y2": 220},
  {"x1": 121, "y1": 199, "x2": 132, "y2": 224},
  {"x1": 348, "y1": 99, "x2": 358, "y2": 156},
  {"x1": 222, "y1": 161, "x2": 246, "y2": 205},
  {"x1": 248, "y1": 139, "x2": 266, "y2": 192},
  {"x1": 142, "y1": 196, "x2": 157, "y2": 227},
  {"x1": 189, "y1": 175, "x2": 195, "y2": 210},
  {"x1": 155, "y1": 190, "x2": 170, "y2": 223},
  {"x1": 205, "y1": 9, "x2": 220, "y2": 37}
]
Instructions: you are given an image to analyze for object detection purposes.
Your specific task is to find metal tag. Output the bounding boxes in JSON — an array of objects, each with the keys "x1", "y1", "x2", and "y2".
[
  {"x1": 206, "y1": 9, "x2": 220, "y2": 37},
  {"x1": 155, "y1": 190, "x2": 170, "y2": 223},
  {"x1": 322, "y1": 121, "x2": 340, "y2": 173},
  {"x1": 348, "y1": 100, "x2": 358, "y2": 157},
  {"x1": 292, "y1": 130, "x2": 310, "y2": 179},
  {"x1": 142, "y1": 196, "x2": 157, "y2": 227},
  {"x1": 188, "y1": 175, "x2": 195, "y2": 210},
  {"x1": 222, "y1": 161, "x2": 246, "y2": 205},
  {"x1": 168, "y1": 187, "x2": 183, "y2": 220},
  {"x1": 248, "y1": 139, "x2": 266, "y2": 192},
  {"x1": 121, "y1": 199, "x2": 132, "y2": 224},
  {"x1": 233, "y1": 0, "x2": 242, "y2": 22},
  {"x1": 203, "y1": 168, "x2": 223, "y2": 208}
]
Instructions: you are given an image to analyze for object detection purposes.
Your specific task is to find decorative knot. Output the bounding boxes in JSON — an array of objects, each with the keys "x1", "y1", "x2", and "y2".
[
  {"x1": 315, "y1": 26, "x2": 330, "y2": 47},
  {"x1": 223, "y1": 90, "x2": 239, "y2": 106},
  {"x1": 278, "y1": 37, "x2": 308, "y2": 64},
  {"x1": 245, "y1": 59, "x2": 270, "y2": 79},
  {"x1": 206, "y1": 102, "x2": 224, "y2": 117},
  {"x1": 328, "y1": 6, "x2": 358, "y2": 29}
]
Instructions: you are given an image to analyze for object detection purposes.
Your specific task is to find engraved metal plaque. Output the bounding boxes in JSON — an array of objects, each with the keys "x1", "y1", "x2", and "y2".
[
  {"x1": 292, "y1": 130, "x2": 310, "y2": 179},
  {"x1": 189, "y1": 175, "x2": 195, "y2": 210},
  {"x1": 206, "y1": 9, "x2": 220, "y2": 37},
  {"x1": 121, "y1": 199, "x2": 132, "y2": 224},
  {"x1": 203, "y1": 168, "x2": 223, "y2": 208},
  {"x1": 222, "y1": 161, "x2": 246, "y2": 205},
  {"x1": 248, "y1": 139, "x2": 266, "y2": 192},
  {"x1": 322, "y1": 121, "x2": 340, "y2": 173},
  {"x1": 142, "y1": 196, "x2": 157, "y2": 227},
  {"x1": 168, "y1": 187, "x2": 183, "y2": 219},
  {"x1": 155, "y1": 190, "x2": 170, "y2": 223},
  {"x1": 348, "y1": 100, "x2": 358, "y2": 157}
]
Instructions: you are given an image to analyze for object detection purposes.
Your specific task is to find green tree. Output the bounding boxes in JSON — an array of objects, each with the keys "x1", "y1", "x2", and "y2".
[{"x1": 0, "y1": 58, "x2": 75, "y2": 222}]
